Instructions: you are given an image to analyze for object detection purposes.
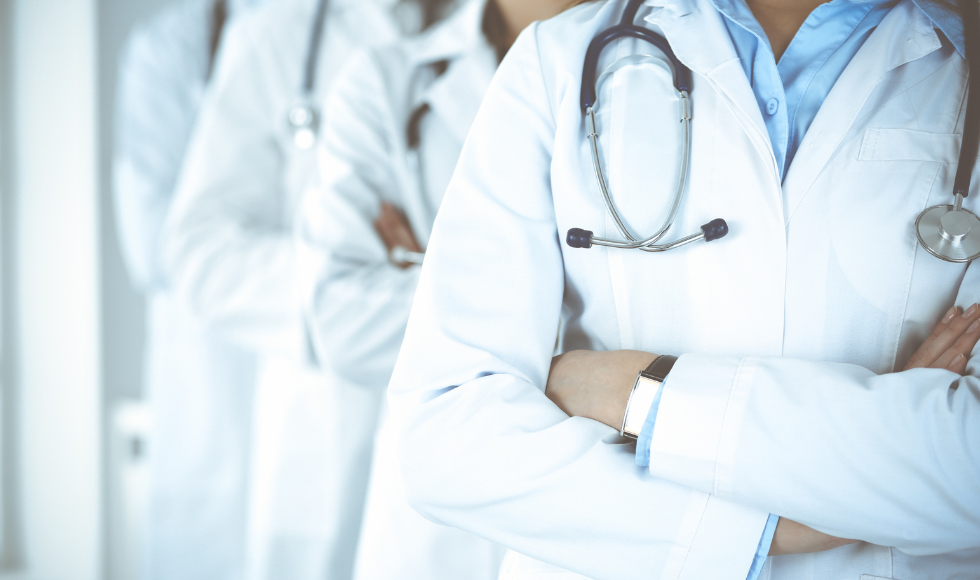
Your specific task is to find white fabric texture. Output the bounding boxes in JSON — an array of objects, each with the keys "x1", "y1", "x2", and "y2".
[
  {"x1": 163, "y1": 0, "x2": 402, "y2": 578},
  {"x1": 113, "y1": 2, "x2": 261, "y2": 579},
  {"x1": 299, "y1": 1, "x2": 505, "y2": 578},
  {"x1": 387, "y1": 0, "x2": 980, "y2": 578}
]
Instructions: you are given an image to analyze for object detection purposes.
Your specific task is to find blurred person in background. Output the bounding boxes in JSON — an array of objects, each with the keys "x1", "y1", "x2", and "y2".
[
  {"x1": 298, "y1": 1, "x2": 573, "y2": 578},
  {"x1": 113, "y1": 1, "x2": 271, "y2": 579},
  {"x1": 161, "y1": 0, "x2": 430, "y2": 578}
]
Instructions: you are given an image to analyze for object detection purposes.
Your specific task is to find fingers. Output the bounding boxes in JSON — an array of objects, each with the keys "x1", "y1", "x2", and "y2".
[
  {"x1": 373, "y1": 203, "x2": 425, "y2": 264},
  {"x1": 933, "y1": 309, "x2": 980, "y2": 371},
  {"x1": 373, "y1": 203, "x2": 399, "y2": 252},
  {"x1": 904, "y1": 303, "x2": 980, "y2": 372}
]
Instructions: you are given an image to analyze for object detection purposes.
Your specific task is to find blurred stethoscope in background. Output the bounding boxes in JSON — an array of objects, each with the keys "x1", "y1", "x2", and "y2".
[
  {"x1": 567, "y1": 0, "x2": 980, "y2": 264},
  {"x1": 388, "y1": 60, "x2": 453, "y2": 267},
  {"x1": 287, "y1": 0, "x2": 329, "y2": 149}
]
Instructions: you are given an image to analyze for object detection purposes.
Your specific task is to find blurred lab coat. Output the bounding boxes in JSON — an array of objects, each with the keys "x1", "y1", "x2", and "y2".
[
  {"x1": 113, "y1": 2, "x2": 266, "y2": 579},
  {"x1": 386, "y1": 0, "x2": 980, "y2": 578},
  {"x1": 163, "y1": 0, "x2": 404, "y2": 578},
  {"x1": 298, "y1": 1, "x2": 504, "y2": 578}
]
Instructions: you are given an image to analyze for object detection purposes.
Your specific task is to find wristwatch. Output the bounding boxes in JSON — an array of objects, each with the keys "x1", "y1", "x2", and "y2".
[{"x1": 620, "y1": 355, "x2": 677, "y2": 440}]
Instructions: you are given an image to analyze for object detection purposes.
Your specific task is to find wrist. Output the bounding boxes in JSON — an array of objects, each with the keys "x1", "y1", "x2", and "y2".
[{"x1": 620, "y1": 354, "x2": 677, "y2": 439}]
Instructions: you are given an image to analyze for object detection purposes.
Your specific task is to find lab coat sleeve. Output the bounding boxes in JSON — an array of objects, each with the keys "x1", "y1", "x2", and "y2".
[
  {"x1": 297, "y1": 49, "x2": 420, "y2": 389},
  {"x1": 388, "y1": 25, "x2": 770, "y2": 580},
  {"x1": 113, "y1": 18, "x2": 201, "y2": 291},
  {"x1": 645, "y1": 270, "x2": 980, "y2": 555},
  {"x1": 163, "y1": 20, "x2": 307, "y2": 360}
]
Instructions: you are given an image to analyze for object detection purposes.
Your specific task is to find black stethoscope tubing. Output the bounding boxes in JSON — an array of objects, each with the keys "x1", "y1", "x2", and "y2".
[{"x1": 302, "y1": 0, "x2": 330, "y2": 95}]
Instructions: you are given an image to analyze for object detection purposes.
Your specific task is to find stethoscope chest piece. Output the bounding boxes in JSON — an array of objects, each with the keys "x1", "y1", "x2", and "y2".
[
  {"x1": 915, "y1": 199, "x2": 980, "y2": 263},
  {"x1": 288, "y1": 101, "x2": 320, "y2": 150}
]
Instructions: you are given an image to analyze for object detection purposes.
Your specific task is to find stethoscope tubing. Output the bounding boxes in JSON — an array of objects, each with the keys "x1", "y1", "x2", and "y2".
[{"x1": 584, "y1": 98, "x2": 693, "y2": 250}]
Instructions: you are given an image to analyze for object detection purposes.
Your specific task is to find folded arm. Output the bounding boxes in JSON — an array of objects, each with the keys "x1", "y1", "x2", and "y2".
[
  {"x1": 113, "y1": 22, "x2": 202, "y2": 291},
  {"x1": 163, "y1": 23, "x2": 307, "y2": 359},
  {"x1": 548, "y1": 300, "x2": 980, "y2": 554},
  {"x1": 297, "y1": 50, "x2": 421, "y2": 388},
  {"x1": 388, "y1": 25, "x2": 772, "y2": 580}
]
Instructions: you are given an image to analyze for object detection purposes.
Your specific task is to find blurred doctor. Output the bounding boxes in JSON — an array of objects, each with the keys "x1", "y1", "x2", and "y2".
[
  {"x1": 162, "y1": 0, "x2": 411, "y2": 578},
  {"x1": 113, "y1": 1, "x2": 268, "y2": 579},
  {"x1": 385, "y1": 0, "x2": 980, "y2": 578},
  {"x1": 298, "y1": 0, "x2": 572, "y2": 578}
]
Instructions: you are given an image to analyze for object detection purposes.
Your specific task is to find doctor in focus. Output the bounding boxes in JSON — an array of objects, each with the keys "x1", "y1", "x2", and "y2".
[
  {"x1": 298, "y1": 0, "x2": 574, "y2": 577},
  {"x1": 162, "y1": 0, "x2": 413, "y2": 577},
  {"x1": 113, "y1": 1, "x2": 269, "y2": 578},
  {"x1": 387, "y1": 0, "x2": 980, "y2": 578}
]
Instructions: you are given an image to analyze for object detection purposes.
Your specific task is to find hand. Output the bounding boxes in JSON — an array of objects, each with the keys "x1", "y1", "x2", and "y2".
[
  {"x1": 373, "y1": 202, "x2": 423, "y2": 269},
  {"x1": 903, "y1": 303, "x2": 980, "y2": 374},
  {"x1": 769, "y1": 518, "x2": 856, "y2": 556},
  {"x1": 546, "y1": 350, "x2": 657, "y2": 429}
]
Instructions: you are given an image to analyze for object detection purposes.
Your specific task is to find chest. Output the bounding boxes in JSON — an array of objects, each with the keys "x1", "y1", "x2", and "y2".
[{"x1": 553, "y1": 36, "x2": 975, "y2": 374}]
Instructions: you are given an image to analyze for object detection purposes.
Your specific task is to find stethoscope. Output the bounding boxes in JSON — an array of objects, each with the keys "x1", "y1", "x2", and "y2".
[
  {"x1": 568, "y1": 0, "x2": 980, "y2": 264},
  {"x1": 566, "y1": 0, "x2": 728, "y2": 253},
  {"x1": 915, "y1": 0, "x2": 980, "y2": 263},
  {"x1": 388, "y1": 60, "x2": 453, "y2": 267},
  {"x1": 287, "y1": 0, "x2": 330, "y2": 149}
]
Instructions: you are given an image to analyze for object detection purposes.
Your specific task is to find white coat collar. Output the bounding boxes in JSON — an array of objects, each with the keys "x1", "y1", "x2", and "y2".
[
  {"x1": 782, "y1": 0, "x2": 945, "y2": 223},
  {"x1": 641, "y1": 0, "x2": 946, "y2": 203},
  {"x1": 410, "y1": 0, "x2": 489, "y2": 66},
  {"x1": 410, "y1": 0, "x2": 497, "y2": 144}
]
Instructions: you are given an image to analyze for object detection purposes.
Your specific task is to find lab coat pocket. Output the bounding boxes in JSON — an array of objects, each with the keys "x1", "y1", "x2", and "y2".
[
  {"x1": 858, "y1": 128, "x2": 960, "y2": 164},
  {"x1": 859, "y1": 575, "x2": 896, "y2": 580}
]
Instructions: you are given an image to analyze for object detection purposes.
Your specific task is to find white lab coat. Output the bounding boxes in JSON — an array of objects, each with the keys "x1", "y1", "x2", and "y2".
[
  {"x1": 163, "y1": 0, "x2": 403, "y2": 578},
  {"x1": 298, "y1": 1, "x2": 505, "y2": 578},
  {"x1": 113, "y1": 2, "x2": 261, "y2": 579},
  {"x1": 388, "y1": 0, "x2": 980, "y2": 579}
]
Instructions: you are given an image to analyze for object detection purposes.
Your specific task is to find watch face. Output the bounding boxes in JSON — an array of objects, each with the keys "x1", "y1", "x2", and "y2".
[{"x1": 622, "y1": 375, "x2": 662, "y2": 439}]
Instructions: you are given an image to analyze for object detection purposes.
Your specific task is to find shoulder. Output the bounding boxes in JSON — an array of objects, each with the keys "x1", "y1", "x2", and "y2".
[
  {"x1": 120, "y1": 0, "x2": 211, "y2": 78},
  {"x1": 529, "y1": 0, "x2": 624, "y2": 73}
]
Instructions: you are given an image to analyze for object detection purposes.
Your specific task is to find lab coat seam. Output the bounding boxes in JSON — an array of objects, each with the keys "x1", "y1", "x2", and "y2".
[
  {"x1": 888, "y1": 162, "x2": 940, "y2": 372},
  {"x1": 714, "y1": 357, "x2": 752, "y2": 496},
  {"x1": 667, "y1": 493, "x2": 711, "y2": 580},
  {"x1": 531, "y1": 23, "x2": 558, "y2": 130}
]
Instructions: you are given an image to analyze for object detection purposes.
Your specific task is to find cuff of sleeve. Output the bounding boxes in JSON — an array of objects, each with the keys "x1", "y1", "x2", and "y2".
[
  {"x1": 646, "y1": 353, "x2": 748, "y2": 496},
  {"x1": 635, "y1": 379, "x2": 666, "y2": 468},
  {"x1": 746, "y1": 514, "x2": 778, "y2": 580},
  {"x1": 673, "y1": 495, "x2": 771, "y2": 580}
]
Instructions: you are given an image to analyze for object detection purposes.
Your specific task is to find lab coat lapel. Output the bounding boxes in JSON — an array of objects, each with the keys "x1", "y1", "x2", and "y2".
[
  {"x1": 782, "y1": 0, "x2": 943, "y2": 224},
  {"x1": 423, "y1": 46, "x2": 497, "y2": 145},
  {"x1": 411, "y1": 0, "x2": 493, "y2": 145},
  {"x1": 399, "y1": 0, "x2": 493, "y2": 239},
  {"x1": 644, "y1": 0, "x2": 780, "y2": 179}
]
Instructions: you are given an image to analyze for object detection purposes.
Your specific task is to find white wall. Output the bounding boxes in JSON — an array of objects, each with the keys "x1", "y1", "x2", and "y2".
[
  {"x1": 0, "y1": 1, "x2": 211, "y2": 577},
  {"x1": 8, "y1": 0, "x2": 104, "y2": 577}
]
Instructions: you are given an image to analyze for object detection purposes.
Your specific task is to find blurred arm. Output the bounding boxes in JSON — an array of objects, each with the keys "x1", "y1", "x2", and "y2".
[{"x1": 297, "y1": 49, "x2": 421, "y2": 387}]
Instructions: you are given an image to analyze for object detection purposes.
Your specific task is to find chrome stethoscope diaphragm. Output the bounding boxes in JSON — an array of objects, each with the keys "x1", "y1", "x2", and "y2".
[
  {"x1": 566, "y1": 0, "x2": 728, "y2": 253},
  {"x1": 913, "y1": 0, "x2": 979, "y2": 263},
  {"x1": 916, "y1": 195, "x2": 980, "y2": 263},
  {"x1": 288, "y1": 100, "x2": 320, "y2": 149}
]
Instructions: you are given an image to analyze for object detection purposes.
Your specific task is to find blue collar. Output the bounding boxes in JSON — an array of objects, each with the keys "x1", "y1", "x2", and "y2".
[{"x1": 708, "y1": 0, "x2": 966, "y2": 59}]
